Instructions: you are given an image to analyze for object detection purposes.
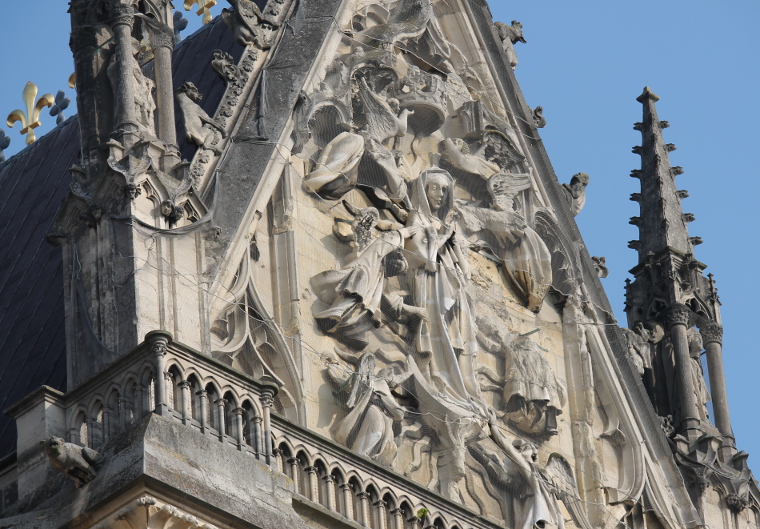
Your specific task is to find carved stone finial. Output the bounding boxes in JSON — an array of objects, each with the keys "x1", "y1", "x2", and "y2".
[
  {"x1": 494, "y1": 20, "x2": 525, "y2": 70},
  {"x1": 665, "y1": 304, "x2": 692, "y2": 328},
  {"x1": 41, "y1": 436, "x2": 104, "y2": 488},
  {"x1": 49, "y1": 90, "x2": 71, "y2": 126},
  {"x1": 0, "y1": 129, "x2": 10, "y2": 163},
  {"x1": 562, "y1": 172, "x2": 589, "y2": 216},
  {"x1": 6, "y1": 82, "x2": 55, "y2": 145},
  {"x1": 636, "y1": 86, "x2": 660, "y2": 103},
  {"x1": 211, "y1": 49, "x2": 241, "y2": 83},
  {"x1": 591, "y1": 256, "x2": 608, "y2": 278},
  {"x1": 174, "y1": 10, "x2": 190, "y2": 43}
]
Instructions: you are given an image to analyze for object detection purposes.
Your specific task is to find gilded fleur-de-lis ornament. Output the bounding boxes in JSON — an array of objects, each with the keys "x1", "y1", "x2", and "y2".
[
  {"x1": 0, "y1": 129, "x2": 11, "y2": 163},
  {"x1": 50, "y1": 91, "x2": 71, "y2": 126},
  {"x1": 6, "y1": 82, "x2": 55, "y2": 145},
  {"x1": 185, "y1": 0, "x2": 217, "y2": 24}
]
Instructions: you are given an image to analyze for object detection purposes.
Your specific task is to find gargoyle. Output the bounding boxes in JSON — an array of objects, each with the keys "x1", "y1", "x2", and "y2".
[
  {"x1": 176, "y1": 82, "x2": 227, "y2": 155},
  {"x1": 42, "y1": 436, "x2": 104, "y2": 488},
  {"x1": 494, "y1": 20, "x2": 525, "y2": 70},
  {"x1": 222, "y1": 0, "x2": 280, "y2": 49},
  {"x1": 562, "y1": 172, "x2": 589, "y2": 216}
]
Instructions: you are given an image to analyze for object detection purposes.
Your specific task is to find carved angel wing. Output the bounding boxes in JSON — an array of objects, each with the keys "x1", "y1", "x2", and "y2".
[
  {"x1": 543, "y1": 454, "x2": 594, "y2": 529},
  {"x1": 358, "y1": 77, "x2": 399, "y2": 144}
]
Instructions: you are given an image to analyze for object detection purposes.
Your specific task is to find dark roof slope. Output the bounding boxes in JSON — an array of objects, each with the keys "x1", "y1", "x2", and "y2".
[{"x1": 0, "y1": 16, "x2": 239, "y2": 459}]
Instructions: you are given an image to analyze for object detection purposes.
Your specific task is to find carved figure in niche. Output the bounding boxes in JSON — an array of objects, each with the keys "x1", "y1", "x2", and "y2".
[
  {"x1": 107, "y1": 37, "x2": 156, "y2": 133},
  {"x1": 457, "y1": 175, "x2": 552, "y2": 312},
  {"x1": 502, "y1": 335, "x2": 565, "y2": 436},
  {"x1": 42, "y1": 436, "x2": 104, "y2": 488},
  {"x1": 687, "y1": 327, "x2": 711, "y2": 422},
  {"x1": 404, "y1": 167, "x2": 480, "y2": 403},
  {"x1": 222, "y1": 0, "x2": 280, "y2": 49},
  {"x1": 311, "y1": 202, "x2": 421, "y2": 350},
  {"x1": 562, "y1": 172, "x2": 589, "y2": 216},
  {"x1": 474, "y1": 409, "x2": 590, "y2": 529},
  {"x1": 622, "y1": 322, "x2": 653, "y2": 376},
  {"x1": 327, "y1": 350, "x2": 406, "y2": 466},
  {"x1": 494, "y1": 21, "x2": 526, "y2": 71},
  {"x1": 176, "y1": 82, "x2": 227, "y2": 154}
]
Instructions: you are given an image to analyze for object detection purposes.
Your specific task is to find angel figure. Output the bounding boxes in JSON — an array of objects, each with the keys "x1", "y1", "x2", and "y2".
[
  {"x1": 327, "y1": 351, "x2": 406, "y2": 466},
  {"x1": 475, "y1": 408, "x2": 592, "y2": 529},
  {"x1": 458, "y1": 171, "x2": 552, "y2": 313},
  {"x1": 687, "y1": 327, "x2": 711, "y2": 422},
  {"x1": 310, "y1": 202, "x2": 420, "y2": 350},
  {"x1": 176, "y1": 82, "x2": 227, "y2": 154}
]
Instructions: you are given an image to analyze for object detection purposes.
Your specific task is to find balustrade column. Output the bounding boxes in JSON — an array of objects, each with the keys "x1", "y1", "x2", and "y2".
[
  {"x1": 178, "y1": 381, "x2": 191, "y2": 424},
  {"x1": 305, "y1": 466, "x2": 319, "y2": 500},
  {"x1": 701, "y1": 322, "x2": 733, "y2": 441},
  {"x1": 357, "y1": 491, "x2": 371, "y2": 527},
  {"x1": 287, "y1": 458, "x2": 301, "y2": 494},
  {"x1": 272, "y1": 448, "x2": 283, "y2": 473},
  {"x1": 391, "y1": 508, "x2": 405, "y2": 529},
  {"x1": 197, "y1": 390, "x2": 208, "y2": 433},
  {"x1": 323, "y1": 474, "x2": 336, "y2": 511},
  {"x1": 214, "y1": 398, "x2": 226, "y2": 439},
  {"x1": 666, "y1": 305, "x2": 700, "y2": 438},
  {"x1": 259, "y1": 381, "x2": 278, "y2": 465},
  {"x1": 253, "y1": 416, "x2": 263, "y2": 459},
  {"x1": 234, "y1": 407, "x2": 245, "y2": 449},
  {"x1": 374, "y1": 500, "x2": 388, "y2": 529},
  {"x1": 340, "y1": 483, "x2": 354, "y2": 519},
  {"x1": 147, "y1": 331, "x2": 170, "y2": 416},
  {"x1": 119, "y1": 397, "x2": 129, "y2": 429}
]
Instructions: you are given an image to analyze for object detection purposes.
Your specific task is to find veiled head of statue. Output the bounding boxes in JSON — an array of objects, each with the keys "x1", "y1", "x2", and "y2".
[{"x1": 415, "y1": 167, "x2": 454, "y2": 219}]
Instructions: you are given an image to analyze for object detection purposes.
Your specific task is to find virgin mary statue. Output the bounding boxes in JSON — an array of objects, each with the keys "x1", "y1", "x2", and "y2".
[{"x1": 404, "y1": 167, "x2": 480, "y2": 405}]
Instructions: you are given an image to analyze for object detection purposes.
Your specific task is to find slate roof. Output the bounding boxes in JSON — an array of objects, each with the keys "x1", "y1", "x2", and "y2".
[{"x1": 0, "y1": 16, "x2": 241, "y2": 460}]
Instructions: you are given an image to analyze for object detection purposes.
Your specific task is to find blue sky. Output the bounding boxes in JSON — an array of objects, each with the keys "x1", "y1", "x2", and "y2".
[{"x1": 1, "y1": 2, "x2": 758, "y2": 460}]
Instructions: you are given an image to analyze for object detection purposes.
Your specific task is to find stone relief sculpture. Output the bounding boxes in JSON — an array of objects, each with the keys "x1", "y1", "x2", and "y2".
[
  {"x1": 297, "y1": 32, "x2": 579, "y2": 508},
  {"x1": 502, "y1": 335, "x2": 565, "y2": 436},
  {"x1": 327, "y1": 350, "x2": 406, "y2": 466},
  {"x1": 470, "y1": 409, "x2": 592, "y2": 529},
  {"x1": 42, "y1": 437, "x2": 104, "y2": 488},
  {"x1": 107, "y1": 37, "x2": 156, "y2": 133},
  {"x1": 311, "y1": 202, "x2": 421, "y2": 350},
  {"x1": 494, "y1": 21, "x2": 526, "y2": 71},
  {"x1": 562, "y1": 172, "x2": 589, "y2": 216},
  {"x1": 176, "y1": 82, "x2": 227, "y2": 154},
  {"x1": 405, "y1": 167, "x2": 480, "y2": 403},
  {"x1": 622, "y1": 322, "x2": 653, "y2": 376},
  {"x1": 222, "y1": 0, "x2": 280, "y2": 49}
]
